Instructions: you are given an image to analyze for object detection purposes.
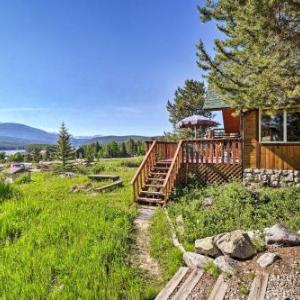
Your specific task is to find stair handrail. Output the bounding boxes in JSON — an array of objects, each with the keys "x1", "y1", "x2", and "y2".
[
  {"x1": 163, "y1": 140, "x2": 183, "y2": 204},
  {"x1": 131, "y1": 140, "x2": 157, "y2": 201}
]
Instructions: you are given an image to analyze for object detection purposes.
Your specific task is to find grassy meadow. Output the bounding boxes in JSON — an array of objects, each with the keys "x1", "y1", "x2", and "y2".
[{"x1": 0, "y1": 158, "x2": 156, "y2": 300}]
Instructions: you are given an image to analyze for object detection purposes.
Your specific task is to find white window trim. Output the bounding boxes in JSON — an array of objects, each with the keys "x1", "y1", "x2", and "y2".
[{"x1": 259, "y1": 107, "x2": 300, "y2": 144}]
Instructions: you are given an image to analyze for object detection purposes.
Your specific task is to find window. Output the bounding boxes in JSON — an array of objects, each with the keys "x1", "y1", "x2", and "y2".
[
  {"x1": 261, "y1": 110, "x2": 284, "y2": 142},
  {"x1": 260, "y1": 107, "x2": 300, "y2": 143},
  {"x1": 287, "y1": 109, "x2": 300, "y2": 142}
]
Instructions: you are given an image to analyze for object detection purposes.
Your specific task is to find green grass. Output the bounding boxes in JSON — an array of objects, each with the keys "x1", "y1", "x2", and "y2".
[
  {"x1": 168, "y1": 182, "x2": 300, "y2": 247},
  {"x1": 149, "y1": 209, "x2": 182, "y2": 282},
  {"x1": 0, "y1": 158, "x2": 151, "y2": 299}
]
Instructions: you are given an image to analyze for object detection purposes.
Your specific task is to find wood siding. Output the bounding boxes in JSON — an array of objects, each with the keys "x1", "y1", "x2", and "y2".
[
  {"x1": 222, "y1": 108, "x2": 241, "y2": 133},
  {"x1": 243, "y1": 110, "x2": 300, "y2": 170}
]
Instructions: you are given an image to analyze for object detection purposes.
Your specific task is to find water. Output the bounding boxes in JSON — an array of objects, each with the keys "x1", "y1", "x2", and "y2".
[{"x1": 0, "y1": 149, "x2": 26, "y2": 155}]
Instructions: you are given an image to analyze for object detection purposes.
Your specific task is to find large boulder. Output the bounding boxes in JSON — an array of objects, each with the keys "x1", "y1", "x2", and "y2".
[
  {"x1": 214, "y1": 256, "x2": 236, "y2": 275},
  {"x1": 214, "y1": 230, "x2": 256, "y2": 260},
  {"x1": 195, "y1": 236, "x2": 222, "y2": 258},
  {"x1": 265, "y1": 224, "x2": 300, "y2": 246},
  {"x1": 183, "y1": 252, "x2": 213, "y2": 269},
  {"x1": 256, "y1": 253, "x2": 279, "y2": 268}
]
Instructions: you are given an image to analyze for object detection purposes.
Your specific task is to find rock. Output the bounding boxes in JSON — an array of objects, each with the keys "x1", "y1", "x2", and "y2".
[
  {"x1": 257, "y1": 253, "x2": 279, "y2": 268},
  {"x1": 183, "y1": 252, "x2": 213, "y2": 269},
  {"x1": 214, "y1": 230, "x2": 256, "y2": 260},
  {"x1": 214, "y1": 256, "x2": 236, "y2": 274},
  {"x1": 202, "y1": 197, "x2": 214, "y2": 208},
  {"x1": 175, "y1": 215, "x2": 185, "y2": 235},
  {"x1": 195, "y1": 236, "x2": 221, "y2": 258},
  {"x1": 247, "y1": 230, "x2": 261, "y2": 240},
  {"x1": 265, "y1": 224, "x2": 300, "y2": 246}
]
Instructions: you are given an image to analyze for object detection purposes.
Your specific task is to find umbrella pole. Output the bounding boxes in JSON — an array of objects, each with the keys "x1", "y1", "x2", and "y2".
[{"x1": 194, "y1": 126, "x2": 197, "y2": 139}]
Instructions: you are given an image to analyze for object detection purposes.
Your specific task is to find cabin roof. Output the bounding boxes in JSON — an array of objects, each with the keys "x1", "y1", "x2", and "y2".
[{"x1": 203, "y1": 87, "x2": 229, "y2": 110}]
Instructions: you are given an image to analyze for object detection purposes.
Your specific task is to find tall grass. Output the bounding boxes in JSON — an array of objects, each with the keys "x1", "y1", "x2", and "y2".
[
  {"x1": 0, "y1": 159, "x2": 151, "y2": 299},
  {"x1": 0, "y1": 181, "x2": 19, "y2": 202}
]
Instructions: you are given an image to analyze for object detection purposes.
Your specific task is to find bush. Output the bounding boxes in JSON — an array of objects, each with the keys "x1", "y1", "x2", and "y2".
[
  {"x1": 119, "y1": 159, "x2": 141, "y2": 168},
  {"x1": 0, "y1": 182, "x2": 19, "y2": 202},
  {"x1": 14, "y1": 173, "x2": 31, "y2": 184},
  {"x1": 75, "y1": 164, "x2": 89, "y2": 175},
  {"x1": 91, "y1": 163, "x2": 106, "y2": 174}
]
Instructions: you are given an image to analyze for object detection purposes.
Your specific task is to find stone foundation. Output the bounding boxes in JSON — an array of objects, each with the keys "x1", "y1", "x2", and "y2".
[{"x1": 243, "y1": 168, "x2": 300, "y2": 188}]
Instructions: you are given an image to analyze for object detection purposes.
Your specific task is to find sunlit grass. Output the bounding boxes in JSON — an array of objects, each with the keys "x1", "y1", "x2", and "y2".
[{"x1": 0, "y1": 158, "x2": 149, "y2": 299}]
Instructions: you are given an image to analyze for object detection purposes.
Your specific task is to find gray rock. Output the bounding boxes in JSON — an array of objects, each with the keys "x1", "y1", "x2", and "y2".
[
  {"x1": 183, "y1": 252, "x2": 213, "y2": 269},
  {"x1": 265, "y1": 224, "x2": 300, "y2": 246},
  {"x1": 175, "y1": 215, "x2": 185, "y2": 235},
  {"x1": 257, "y1": 253, "x2": 279, "y2": 268},
  {"x1": 214, "y1": 256, "x2": 236, "y2": 274},
  {"x1": 214, "y1": 230, "x2": 256, "y2": 260},
  {"x1": 195, "y1": 236, "x2": 221, "y2": 258},
  {"x1": 202, "y1": 197, "x2": 214, "y2": 208}
]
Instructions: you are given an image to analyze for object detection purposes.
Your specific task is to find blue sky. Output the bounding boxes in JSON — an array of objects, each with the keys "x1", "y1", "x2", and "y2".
[{"x1": 0, "y1": 0, "x2": 220, "y2": 136}]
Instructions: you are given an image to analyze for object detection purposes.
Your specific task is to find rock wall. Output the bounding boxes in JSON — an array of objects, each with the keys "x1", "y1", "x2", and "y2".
[{"x1": 243, "y1": 168, "x2": 300, "y2": 188}]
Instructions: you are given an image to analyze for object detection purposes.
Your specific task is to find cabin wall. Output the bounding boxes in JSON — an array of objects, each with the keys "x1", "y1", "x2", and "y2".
[
  {"x1": 242, "y1": 110, "x2": 300, "y2": 170},
  {"x1": 222, "y1": 108, "x2": 241, "y2": 133}
]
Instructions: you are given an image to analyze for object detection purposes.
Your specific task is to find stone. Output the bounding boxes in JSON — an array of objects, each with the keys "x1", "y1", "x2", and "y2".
[
  {"x1": 265, "y1": 224, "x2": 300, "y2": 246},
  {"x1": 244, "y1": 168, "x2": 253, "y2": 174},
  {"x1": 266, "y1": 169, "x2": 274, "y2": 175},
  {"x1": 294, "y1": 170, "x2": 300, "y2": 177},
  {"x1": 257, "y1": 253, "x2": 279, "y2": 268},
  {"x1": 175, "y1": 215, "x2": 185, "y2": 235},
  {"x1": 247, "y1": 230, "x2": 261, "y2": 240},
  {"x1": 195, "y1": 236, "x2": 221, "y2": 258},
  {"x1": 284, "y1": 172, "x2": 294, "y2": 182},
  {"x1": 202, "y1": 197, "x2": 214, "y2": 208},
  {"x1": 214, "y1": 230, "x2": 256, "y2": 260},
  {"x1": 270, "y1": 180, "x2": 278, "y2": 187},
  {"x1": 183, "y1": 252, "x2": 213, "y2": 269},
  {"x1": 214, "y1": 256, "x2": 236, "y2": 274}
]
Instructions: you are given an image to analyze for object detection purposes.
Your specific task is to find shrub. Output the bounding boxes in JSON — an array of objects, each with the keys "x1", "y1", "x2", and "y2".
[
  {"x1": 75, "y1": 164, "x2": 89, "y2": 175},
  {"x1": 119, "y1": 160, "x2": 141, "y2": 168},
  {"x1": 0, "y1": 182, "x2": 19, "y2": 202},
  {"x1": 91, "y1": 163, "x2": 106, "y2": 174},
  {"x1": 14, "y1": 173, "x2": 31, "y2": 184}
]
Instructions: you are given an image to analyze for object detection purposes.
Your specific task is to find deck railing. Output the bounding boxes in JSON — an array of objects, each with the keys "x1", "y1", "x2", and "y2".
[
  {"x1": 182, "y1": 138, "x2": 241, "y2": 164},
  {"x1": 163, "y1": 140, "x2": 183, "y2": 204}
]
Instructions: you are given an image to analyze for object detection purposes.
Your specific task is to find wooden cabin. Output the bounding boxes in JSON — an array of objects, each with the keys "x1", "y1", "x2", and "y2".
[{"x1": 131, "y1": 95, "x2": 300, "y2": 205}]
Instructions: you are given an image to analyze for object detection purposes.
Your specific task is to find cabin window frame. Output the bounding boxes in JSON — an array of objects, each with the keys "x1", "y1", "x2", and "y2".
[{"x1": 259, "y1": 107, "x2": 300, "y2": 144}]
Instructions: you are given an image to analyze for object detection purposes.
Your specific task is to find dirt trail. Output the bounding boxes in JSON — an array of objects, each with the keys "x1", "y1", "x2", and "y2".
[{"x1": 132, "y1": 205, "x2": 161, "y2": 279}]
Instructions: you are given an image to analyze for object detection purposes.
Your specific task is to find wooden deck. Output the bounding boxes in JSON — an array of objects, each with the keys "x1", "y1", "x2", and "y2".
[{"x1": 131, "y1": 139, "x2": 242, "y2": 205}]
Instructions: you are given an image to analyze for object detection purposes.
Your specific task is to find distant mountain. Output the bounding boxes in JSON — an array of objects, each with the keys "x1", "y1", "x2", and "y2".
[{"x1": 0, "y1": 123, "x2": 153, "y2": 149}]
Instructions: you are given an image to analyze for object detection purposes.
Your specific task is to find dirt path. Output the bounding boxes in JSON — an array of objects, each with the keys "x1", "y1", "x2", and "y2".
[{"x1": 132, "y1": 205, "x2": 161, "y2": 280}]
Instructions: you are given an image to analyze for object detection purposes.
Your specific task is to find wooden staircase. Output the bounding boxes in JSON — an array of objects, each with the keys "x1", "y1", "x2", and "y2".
[{"x1": 131, "y1": 141, "x2": 182, "y2": 205}]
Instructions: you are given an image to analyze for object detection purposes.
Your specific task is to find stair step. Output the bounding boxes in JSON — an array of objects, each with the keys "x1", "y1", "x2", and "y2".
[
  {"x1": 157, "y1": 160, "x2": 172, "y2": 164},
  {"x1": 153, "y1": 167, "x2": 170, "y2": 171},
  {"x1": 155, "y1": 267, "x2": 189, "y2": 300},
  {"x1": 248, "y1": 272, "x2": 269, "y2": 300},
  {"x1": 136, "y1": 197, "x2": 164, "y2": 205},
  {"x1": 147, "y1": 178, "x2": 165, "y2": 182},
  {"x1": 140, "y1": 191, "x2": 164, "y2": 197},
  {"x1": 208, "y1": 274, "x2": 228, "y2": 300},
  {"x1": 150, "y1": 172, "x2": 167, "y2": 176},
  {"x1": 173, "y1": 269, "x2": 204, "y2": 300},
  {"x1": 144, "y1": 184, "x2": 164, "y2": 188}
]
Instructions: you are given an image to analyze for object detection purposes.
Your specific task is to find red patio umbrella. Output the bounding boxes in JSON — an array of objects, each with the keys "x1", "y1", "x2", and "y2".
[{"x1": 177, "y1": 115, "x2": 218, "y2": 138}]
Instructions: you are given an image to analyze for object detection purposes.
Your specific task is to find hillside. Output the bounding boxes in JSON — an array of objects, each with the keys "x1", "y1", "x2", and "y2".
[{"x1": 0, "y1": 123, "x2": 152, "y2": 149}]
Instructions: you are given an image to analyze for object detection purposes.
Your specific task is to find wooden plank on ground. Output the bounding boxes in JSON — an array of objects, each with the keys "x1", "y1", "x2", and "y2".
[
  {"x1": 88, "y1": 174, "x2": 120, "y2": 181},
  {"x1": 248, "y1": 272, "x2": 269, "y2": 300},
  {"x1": 155, "y1": 267, "x2": 189, "y2": 300},
  {"x1": 173, "y1": 269, "x2": 204, "y2": 300},
  {"x1": 208, "y1": 274, "x2": 228, "y2": 300}
]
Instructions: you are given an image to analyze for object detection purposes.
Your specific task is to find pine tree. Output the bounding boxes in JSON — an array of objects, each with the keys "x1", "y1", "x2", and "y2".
[
  {"x1": 56, "y1": 122, "x2": 74, "y2": 170},
  {"x1": 197, "y1": 0, "x2": 300, "y2": 109},
  {"x1": 166, "y1": 80, "x2": 212, "y2": 127}
]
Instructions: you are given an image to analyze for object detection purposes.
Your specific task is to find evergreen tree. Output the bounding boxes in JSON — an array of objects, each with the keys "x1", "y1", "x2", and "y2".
[
  {"x1": 56, "y1": 122, "x2": 74, "y2": 170},
  {"x1": 166, "y1": 80, "x2": 212, "y2": 128},
  {"x1": 197, "y1": 0, "x2": 300, "y2": 109}
]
